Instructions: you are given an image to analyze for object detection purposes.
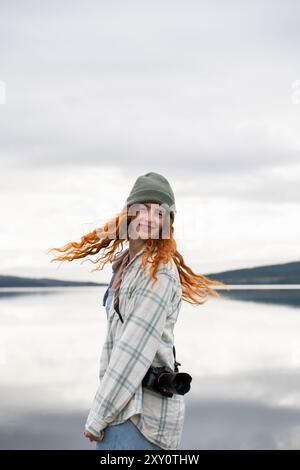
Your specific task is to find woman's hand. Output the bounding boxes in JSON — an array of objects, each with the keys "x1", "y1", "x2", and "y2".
[{"x1": 84, "y1": 429, "x2": 106, "y2": 442}]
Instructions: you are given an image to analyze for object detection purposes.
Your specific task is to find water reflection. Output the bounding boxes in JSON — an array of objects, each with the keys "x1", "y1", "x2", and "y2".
[
  {"x1": 0, "y1": 286, "x2": 300, "y2": 449},
  {"x1": 220, "y1": 285, "x2": 300, "y2": 308}
]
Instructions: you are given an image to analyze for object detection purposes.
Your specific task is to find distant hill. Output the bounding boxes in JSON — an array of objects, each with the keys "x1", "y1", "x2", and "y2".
[
  {"x1": 1, "y1": 260, "x2": 300, "y2": 288},
  {"x1": 0, "y1": 275, "x2": 105, "y2": 288},
  {"x1": 205, "y1": 260, "x2": 300, "y2": 284}
]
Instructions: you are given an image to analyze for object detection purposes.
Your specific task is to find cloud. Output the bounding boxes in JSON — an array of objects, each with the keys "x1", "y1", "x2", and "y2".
[
  {"x1": 1, "y1": 0, "x2": 300, "y2": 173},
  {"x1": 0, "y1": 1, "x2": 300, "y2": 277}
]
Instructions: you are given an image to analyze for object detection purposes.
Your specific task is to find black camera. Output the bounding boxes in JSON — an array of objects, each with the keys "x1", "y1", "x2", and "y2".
[{"x1": 142, "y1": 365, "x2": 192, "y2": 398}]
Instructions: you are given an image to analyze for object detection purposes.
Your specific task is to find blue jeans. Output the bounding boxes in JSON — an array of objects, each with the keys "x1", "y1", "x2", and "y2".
[{"x1": 95, "y1": 419, "x2": 162, "y2": 450}]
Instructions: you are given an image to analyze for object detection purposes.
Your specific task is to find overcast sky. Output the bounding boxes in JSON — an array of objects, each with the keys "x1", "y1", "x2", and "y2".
[{"x1": 0, "y1": 0, "x2": 300, "y2": 282}]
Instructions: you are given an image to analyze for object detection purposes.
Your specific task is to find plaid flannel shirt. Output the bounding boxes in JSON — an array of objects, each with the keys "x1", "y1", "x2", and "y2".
[{"x1": 85, "y1": 246, "x2": 185, "y2": 450}]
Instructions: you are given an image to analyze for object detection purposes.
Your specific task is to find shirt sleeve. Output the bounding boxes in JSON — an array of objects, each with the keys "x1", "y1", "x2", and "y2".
[{"x1": 85, "y1": 268, "x2": 174, "y2": 436}]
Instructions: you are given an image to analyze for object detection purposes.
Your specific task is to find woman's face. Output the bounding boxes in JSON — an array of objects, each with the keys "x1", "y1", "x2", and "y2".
[{"x1": 128, "y1": 202, "x2": 170, "y2": 239}]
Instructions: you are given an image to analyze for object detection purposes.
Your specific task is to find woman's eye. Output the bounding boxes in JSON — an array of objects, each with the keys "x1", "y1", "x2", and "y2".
[{"x1": 152, "y1": 210, "x2": 161, "y2": 217}]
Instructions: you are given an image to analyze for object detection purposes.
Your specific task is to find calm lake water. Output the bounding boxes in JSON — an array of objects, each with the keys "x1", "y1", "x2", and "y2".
[{"x1": 0, "y1": 285, "x2": 300, "y2": 450}]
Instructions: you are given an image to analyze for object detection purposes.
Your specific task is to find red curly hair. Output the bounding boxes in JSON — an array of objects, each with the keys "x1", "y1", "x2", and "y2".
[{"x1": 47, "y1": 203, "x2": 228, "y2": 305}]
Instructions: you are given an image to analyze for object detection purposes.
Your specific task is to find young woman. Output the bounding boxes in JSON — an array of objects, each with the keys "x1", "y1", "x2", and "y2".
[{"x1": 48, "y1": 172, "x2": 225, "y2": 450}]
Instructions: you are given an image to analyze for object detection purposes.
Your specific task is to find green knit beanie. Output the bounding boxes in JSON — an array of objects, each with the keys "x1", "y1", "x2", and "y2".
[{"x1": 126, "y1": 172, "x2": 176, "y2": 220}]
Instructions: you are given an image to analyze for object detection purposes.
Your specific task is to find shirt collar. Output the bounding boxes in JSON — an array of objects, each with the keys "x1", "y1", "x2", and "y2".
[{"x1": 112, "y1": 245, "x2": 146, "y2": 273}]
